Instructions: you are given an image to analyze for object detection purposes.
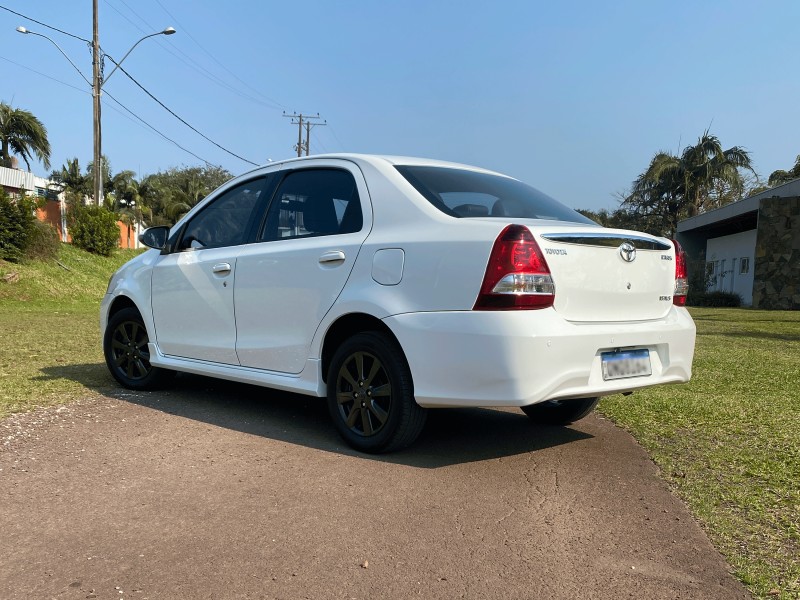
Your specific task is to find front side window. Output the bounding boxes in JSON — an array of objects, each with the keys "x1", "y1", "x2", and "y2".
[
  {"x1": 260, "y1": 168, "x2": 362, "y2": 241},
  {"x1": 396, "y1": 166, "x2": 594, "y2": 224},
  {"x1": 178, "y1": 178, "x2": 265, "y2": 250}
]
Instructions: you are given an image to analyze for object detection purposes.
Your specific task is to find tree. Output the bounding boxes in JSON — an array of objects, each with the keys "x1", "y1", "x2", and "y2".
[
  {"x1": 768, "y1": 155, "x2": 800, "y2": 187},
  {"x1": 139, "y1": 165, "x2": 232, "y2": 226},
  {"x1": 622, "y1": 131, "x2": 754, "y2": 236},
  {"x1": 0, "y1": 102, "x2": 51, "y2": 171},
  {"x1": 576, "y1": 207, "x2": 661, "y2": 235},
  {"x1": 86, "y1": 155, "x2": 113, "y2": 203},
  {"x1": 110, "y1": 170, "x2": 148, "y2": 248},
  {"x1": 52, "y1": 158, "x2": 90, "y2": 197},
  {"x1": 0, "y1": 189, "x2": 36, "y2": 261},
  {"x1": 69, "y1": 204, "x2": 120, "y2": 256}
]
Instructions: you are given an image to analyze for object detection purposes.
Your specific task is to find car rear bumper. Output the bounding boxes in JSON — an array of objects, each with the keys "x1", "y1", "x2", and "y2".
[{"x1": 384, "y1": 307, "x2": 696, "y2": 408}]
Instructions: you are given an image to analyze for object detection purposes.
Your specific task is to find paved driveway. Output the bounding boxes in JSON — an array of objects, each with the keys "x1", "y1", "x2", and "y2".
[{"x1": 0, "y1": 376, "x2": 748, "y2": 599}]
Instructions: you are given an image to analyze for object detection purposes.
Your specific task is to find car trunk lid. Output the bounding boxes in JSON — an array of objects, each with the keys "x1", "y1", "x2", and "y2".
[{"x1": 530, "y1": 227, "x2": 676, "y2": 322}]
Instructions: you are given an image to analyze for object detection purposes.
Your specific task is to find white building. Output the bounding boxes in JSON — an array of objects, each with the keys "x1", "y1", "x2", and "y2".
[
  {"x1": 677, "y1": 179, "x2": 800, "y2": 309},
  {"x1": 0, "y1": 165, "x2": 68, "y2": 242}
]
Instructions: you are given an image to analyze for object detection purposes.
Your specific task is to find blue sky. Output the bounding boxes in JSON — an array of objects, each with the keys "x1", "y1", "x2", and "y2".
[{"x1": 1, "y1": 1, "x2": 798, "y2": 211}]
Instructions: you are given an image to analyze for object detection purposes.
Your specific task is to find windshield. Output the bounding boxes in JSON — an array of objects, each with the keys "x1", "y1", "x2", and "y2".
[{"x1": 396, "y1": 166, "x2": 594, "y2": 224}]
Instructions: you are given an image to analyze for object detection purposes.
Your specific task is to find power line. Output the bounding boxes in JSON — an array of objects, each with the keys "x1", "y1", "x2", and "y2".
[
  {"x1": 326, "y1": 123, "x2": 347, "y2": 151},
  {"x1": 106, "y1": 56, "x2": 259, "y2": 166},
  {"x1": 103, "y1": 0, "x2": 284, "y2": 112},
  {"x1": 0, "y1": 5, "x2": 90, "y2": 43},
  {"x1": 312, "y1": 129, "x2": 329, "y2": 154},
  {"x1": 151, "y1": 0, "x2": 287, "y2": 111},
  {"x1": 104, "y1": 90, "x2": 218, "y2": 167},
  {"x1": 0, "y1": 54, "x2": 210, "y2": 170},
  {"x1": 1, "y1": 54, "x2": 219, "y2": 169},
  {"x1": 0, "y1": 55, "x2": 89, "y2": 95}
]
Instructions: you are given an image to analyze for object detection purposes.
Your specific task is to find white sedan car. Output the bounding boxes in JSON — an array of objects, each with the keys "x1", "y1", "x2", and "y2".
[{"x1": 101, "y1": 154, "x2": 696, "y2": 452}]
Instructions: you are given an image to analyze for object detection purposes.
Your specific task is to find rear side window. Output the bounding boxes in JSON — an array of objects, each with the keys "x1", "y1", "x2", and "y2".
[
  {"x1": 260, "y1": 168, "x2": 363, "y2": 241},
  {"x1": 396, "y1": 166, "x2": 594, "y2": 224}
]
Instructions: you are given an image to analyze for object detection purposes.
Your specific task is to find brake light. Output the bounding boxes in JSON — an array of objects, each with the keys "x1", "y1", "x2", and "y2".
[
  {"x1": 474, "y1": 225, "x2": 555, "y2": 310},
  {"x1": 672, "y1": 239, "x2": 688, "y2": 306}
]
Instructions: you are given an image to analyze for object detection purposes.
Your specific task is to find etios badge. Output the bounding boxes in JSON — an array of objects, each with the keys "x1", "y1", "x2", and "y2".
[{"x1": 619, "y1": 241, "x2": 636, "y2": 263}]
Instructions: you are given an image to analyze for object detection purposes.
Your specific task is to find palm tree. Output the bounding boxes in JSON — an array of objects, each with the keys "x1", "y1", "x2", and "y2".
[
  {"x1": 0, "y1": 102, "x2": 51, "y2": 171},
  {"x1": 678, "y1": 132, "x2": 752, "y2": 216},
  {"x1": 623, "y1": 131, "x2": 754, "y2": 235},
  {"x1": 52, "y1": 158, "x2": 89, "y2": 196}
]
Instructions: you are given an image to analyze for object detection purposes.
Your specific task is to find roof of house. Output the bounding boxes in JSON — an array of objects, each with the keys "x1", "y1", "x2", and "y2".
[
  {"x1": 0, "y1": 165, "x2": 54, "y2": 192},
  {"x1": 678, "y1": 177, "x2": 800, "y2": 233}
]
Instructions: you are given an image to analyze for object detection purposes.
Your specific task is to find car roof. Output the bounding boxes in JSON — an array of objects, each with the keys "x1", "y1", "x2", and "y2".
[{"x1": 250, "y1": 153, "x2": 506, "y2": 177}]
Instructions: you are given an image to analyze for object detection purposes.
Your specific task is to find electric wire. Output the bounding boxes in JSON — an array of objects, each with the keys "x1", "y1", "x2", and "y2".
[
  {"x1": 106, "y1": 56, "x2": 258, "y2": 166},
  {"x1": 103, "y1": 90, "x2": 218, "y2": 167},
  {"x1": 150, "y1": 0, "x2": 287, "y2": 110},
  {"x1": 2, "y1": 54, "x2": 221, "y2": 169},
  {"x1": 308, "y1": 136, "x2": 329, "y2": 154},
  {"x1": 103, "y1": 0, "x2": 284, "y2": 111},
  {"x1": 0, "y1": 4, "x2": 91, "y2": 43},
  {"x1": 326, "y1": 123, "x2": 347, "y2": 151},
  {"x1": 0, "y1": 55, "x2": 89, "y2": 94},
  {"x1": 2, "y1": 4, "x2": 295, "y2": 167},
  {"x1": 103, "y1": 0, "x2": 237, "y2": 92}
]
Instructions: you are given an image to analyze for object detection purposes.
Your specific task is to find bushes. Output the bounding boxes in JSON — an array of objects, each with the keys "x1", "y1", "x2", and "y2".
[
  {"x1": 26, "y1": 220, "x2": 60, "y2": 260},
  {"x1": 0, "y1": 191, "x2": 36, "y2": 262},
  {"x1": 69, "y1": 204, "x2": 120, "y2": 256},
  {"x1": 0, "y1": 188, "x2": 121, "y2": 260},
  {"x1": 687, "y1": 290, "x2": 743, "y2": 307}
]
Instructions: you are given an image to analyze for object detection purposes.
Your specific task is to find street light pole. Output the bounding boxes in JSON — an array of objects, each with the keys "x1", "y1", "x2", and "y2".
[{"x1": 17, "y1": 13, "x2": 175, "y2": 206}]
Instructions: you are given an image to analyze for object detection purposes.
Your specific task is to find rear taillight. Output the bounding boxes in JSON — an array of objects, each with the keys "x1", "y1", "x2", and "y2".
[
  {"x1": 672, "y1": 239, "x2": 688, "y2": 306},
  {"x1": 474, "y1": 225, "x2": 555, "y2": 310}
]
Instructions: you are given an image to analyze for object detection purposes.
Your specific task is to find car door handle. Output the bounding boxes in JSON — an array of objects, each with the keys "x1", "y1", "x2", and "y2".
[
  {"x1": 212, "y1": 263, "x2": 232, "y2": 274},
  {"x1": 319, "y1": 251, "x2": 346, "y2": 264}
]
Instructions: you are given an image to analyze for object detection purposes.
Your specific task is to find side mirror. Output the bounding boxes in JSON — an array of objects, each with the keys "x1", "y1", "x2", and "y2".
[{"x1": 139, "y1": 226, "x2": 169, "y2": 250}]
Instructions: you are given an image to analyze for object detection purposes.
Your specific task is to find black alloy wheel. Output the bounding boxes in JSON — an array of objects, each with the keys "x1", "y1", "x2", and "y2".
[
  {"x1": 335, "y1": 349, "x2": 392, "y2": 437},
  {"x1": 327, "y1": 332, "x2": 426, "y2": 453},
  {"x1": 104, "y1": 307, "x2": 173, "y2": 390}
]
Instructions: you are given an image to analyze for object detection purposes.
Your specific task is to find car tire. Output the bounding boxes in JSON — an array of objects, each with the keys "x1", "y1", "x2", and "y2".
[
  {"x1": 521, "y1": 397, "x2": 599, "y2": 425},
  {"x1": 104, "y1": 307, "x2": 174, "y2": 390},
  {"x1": 327, "y1": 331, "x2": 427, "y2": 453}
]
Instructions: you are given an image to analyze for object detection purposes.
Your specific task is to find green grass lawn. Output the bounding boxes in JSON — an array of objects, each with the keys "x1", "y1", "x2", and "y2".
[
  {"x1": 0, "y1": 245, "x2": 140, "y2": 416},
  {"x1": 601, "y1": 308, "x2": 800, "y2": 599},
  {"x1": 1, "y1": 246, "x2": 798, "y2": 598}
]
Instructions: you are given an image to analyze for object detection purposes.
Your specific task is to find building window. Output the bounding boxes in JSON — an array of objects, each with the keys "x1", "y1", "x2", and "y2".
[{"x1": 740, "y1": 257, "x2": 750, "y2": 274}]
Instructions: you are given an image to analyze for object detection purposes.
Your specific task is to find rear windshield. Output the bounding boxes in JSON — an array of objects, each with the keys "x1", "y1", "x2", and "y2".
[{"x1": 396, "y1": 165, "x2": 594, "y2": 224}]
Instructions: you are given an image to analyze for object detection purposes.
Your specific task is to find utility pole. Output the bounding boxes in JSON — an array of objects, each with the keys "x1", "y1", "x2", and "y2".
[
  {"x1": 283, "y1": 112, "x2": 325, "y2": 157},
  {"x1": 93, "y1": 0, "x2": 103, "y2": 205},
  {"x1": 305, "y1": 119, "x2": 326, "y2": 156},
  {"x1": 16, "y1": 16, "x2": 174, "y2": 208}
]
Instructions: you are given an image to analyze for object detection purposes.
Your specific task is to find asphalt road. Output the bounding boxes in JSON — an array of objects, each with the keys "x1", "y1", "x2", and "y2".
[{"x1": 0, "y1": 375, "x2": 749, "y2": 599}]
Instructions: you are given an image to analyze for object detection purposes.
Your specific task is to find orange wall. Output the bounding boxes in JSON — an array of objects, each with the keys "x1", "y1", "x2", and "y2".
[
  {"x1": 36, "y1": 201, "x2": 68, "y2": 242},
  {"x1": 35, "y1": 200, "x2": 133, "y2": 248},
  {"x1": 117, "y1": 221, "x2": 137, "y2": 249}
]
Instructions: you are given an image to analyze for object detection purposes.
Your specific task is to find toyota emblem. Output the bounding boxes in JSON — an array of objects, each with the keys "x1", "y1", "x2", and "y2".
[{"x1": 619, "y1": 241, "x2": 636, "y2": 263}]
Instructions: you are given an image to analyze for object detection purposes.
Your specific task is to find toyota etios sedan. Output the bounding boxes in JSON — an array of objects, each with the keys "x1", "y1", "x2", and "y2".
[{"x1": 101, "y1": 154, "x2": 696, "y2": 452}]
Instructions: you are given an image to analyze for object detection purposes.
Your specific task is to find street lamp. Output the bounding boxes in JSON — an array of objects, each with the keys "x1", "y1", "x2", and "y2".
[
  {"x1": 16, "y1": 27, "x2": 92, "y2": 86},
  {"x1": 17, "y1": 23, "x2": 175, "y2": 205},
  {"x1": 104, "y1": 27, "x2": 175, "y2": 83}
]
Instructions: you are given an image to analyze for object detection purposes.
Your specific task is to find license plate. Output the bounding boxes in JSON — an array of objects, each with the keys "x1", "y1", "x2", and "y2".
[{"x1": 601, "y1": 349, "x2": 652, "y2": 381}]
